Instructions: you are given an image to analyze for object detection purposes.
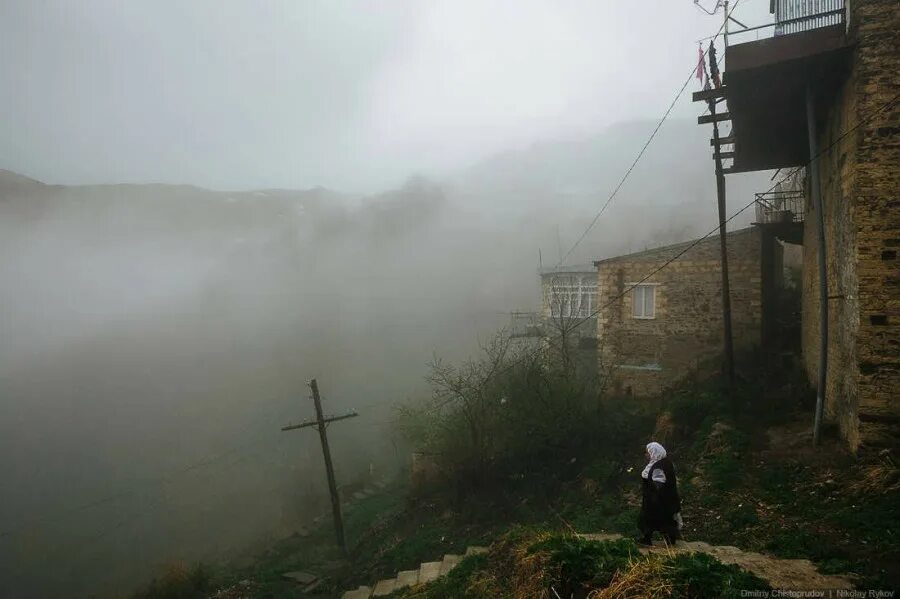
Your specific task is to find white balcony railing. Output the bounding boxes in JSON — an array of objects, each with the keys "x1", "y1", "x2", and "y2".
[
  {"x1": 726, "y1": 0, "x2": 845, "y2": 46},
  {"x1": 772, "y1": 0, "x2": 845, "y2": 35}
]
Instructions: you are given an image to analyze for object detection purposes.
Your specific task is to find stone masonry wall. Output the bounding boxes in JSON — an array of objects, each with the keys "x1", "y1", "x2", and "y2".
[
  {"x1": 802, "y1": 0, "x2": 899, "y2": 451},
  {"x1": 597, "y1": 228, "x2": 762, "y2": 397},
  {"x1": 853, "y1": 0, "x2": 900, "y2": 450},
  {"x1": 801, "y1": 40, "x2": 861, "y2": 449}
]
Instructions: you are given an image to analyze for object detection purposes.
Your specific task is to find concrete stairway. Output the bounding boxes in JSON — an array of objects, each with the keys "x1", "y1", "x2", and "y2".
[{"x1": 341, "y1": 546, "x2": 487, "y2": 599}]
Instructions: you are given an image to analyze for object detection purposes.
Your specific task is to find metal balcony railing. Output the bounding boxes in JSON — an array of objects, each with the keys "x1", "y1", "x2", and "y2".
[
  {"x1": 726, "y1": 0, "x2": 845, "y2": 46},
  {"x1": 755, "y1": 189, "x2": 805, "y2": 224},
  {"x1": 509, "y1": 311, "x2": 543, "y2": 339},
  {"x1": 773, "y1": 0, "x2": 845, "y2": 35}
]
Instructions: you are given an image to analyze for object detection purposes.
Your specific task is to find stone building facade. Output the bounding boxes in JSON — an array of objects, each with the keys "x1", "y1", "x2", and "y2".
[
  {"x1": 594, "y1": 228, "x2": 766, "y2": 397},
  {"x1": 799, "y1": 0, "x2": 899, "y2": 451},
  {"x1": 718, "y1": 0, "x2": 898, "y2": 452}
]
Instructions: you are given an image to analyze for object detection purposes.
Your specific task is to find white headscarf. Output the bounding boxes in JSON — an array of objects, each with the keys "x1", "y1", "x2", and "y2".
[{"x1": 641, "y1": 442, "x2": 667, "y2": 481}]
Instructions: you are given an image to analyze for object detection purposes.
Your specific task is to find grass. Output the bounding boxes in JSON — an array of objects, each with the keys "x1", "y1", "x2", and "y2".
[
  {"x1": 665, "y1": 376, "x2": 900, "y2": 589},
  {"x1": 389, "y1": 554, "x2": 487, "y2": 599},
  {"x1": 167, "y1": 367, "x2": 898, "y2": 597},
  {"x1": 667, "y1": 552, "x2": 770, "y2": 598},
  {"x1": 393, "y1": 534, "x2": 770, "y2": 599},
  {"x1": 529, "y1": 536, "x2": 639, "y2": 590}
]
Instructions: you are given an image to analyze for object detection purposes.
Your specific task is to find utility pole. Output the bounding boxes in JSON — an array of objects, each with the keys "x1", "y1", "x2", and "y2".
[
  {"x1": 694, "y1": 36, "x2": 736, "y2": 388},
  {"x1": 694, "y1": 0, "x2": 747, "y2": 391},
  {"x1": 709, "y1": 99, "x2": 736, "y2": 388},
  {"x1": 281, "y1": 379, "x2": 358, "y2": 555}
]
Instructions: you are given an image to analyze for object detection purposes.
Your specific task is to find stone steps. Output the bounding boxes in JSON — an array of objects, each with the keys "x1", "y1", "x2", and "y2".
[
  {"x1": 342, "y1": 532, "x2": 854, "y2": 598},
  {"x1": 577, "y1": 534, "x2": 854, "y2": 590},
  {"x1": 341, "y1": 546, "x2": 488, "y2": 599}
]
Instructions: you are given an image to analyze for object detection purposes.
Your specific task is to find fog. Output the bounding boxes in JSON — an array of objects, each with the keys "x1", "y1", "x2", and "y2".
[{"x1": 0, "y1": 2, "x2": 777, "y2": 597}]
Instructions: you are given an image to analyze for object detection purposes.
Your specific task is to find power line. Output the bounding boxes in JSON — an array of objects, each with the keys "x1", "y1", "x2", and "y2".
[
  {"x1": 417, "y1": 89, "x2": 900, "y2": 418},
  {"x1": 557, "y1": 0, "x2": 742, "y2": 267},
  {"x1": 5, "y1": 83, "x2": 896, "y2": 545}
]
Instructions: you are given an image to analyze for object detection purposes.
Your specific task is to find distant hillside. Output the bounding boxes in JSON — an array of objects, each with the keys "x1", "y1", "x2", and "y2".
[
  {"x1": 0, "y1": 119, "x2": 776, "y2": 597},
  {"x1": 444, "y1": 119, "x2": 772, "y2": 264}
]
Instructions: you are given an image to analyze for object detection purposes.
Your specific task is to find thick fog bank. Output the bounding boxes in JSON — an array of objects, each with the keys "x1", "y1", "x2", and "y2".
[{"x1": 0, "y1": 119, "x2": 772, "y2": 597}]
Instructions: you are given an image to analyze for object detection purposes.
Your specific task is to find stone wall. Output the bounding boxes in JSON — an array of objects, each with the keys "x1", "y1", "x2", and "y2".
[
  {"x1": 596, "y1": 227, "x2": 763, "y2": 397},
  {"x1": 802, "y1": 0, "x2": 899, "y2": 452}
]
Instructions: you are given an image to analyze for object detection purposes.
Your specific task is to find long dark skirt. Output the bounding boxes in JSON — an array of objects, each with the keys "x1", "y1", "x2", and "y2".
[{"x1": 638, "y1": 506, "x2": 680, "y2": 543}]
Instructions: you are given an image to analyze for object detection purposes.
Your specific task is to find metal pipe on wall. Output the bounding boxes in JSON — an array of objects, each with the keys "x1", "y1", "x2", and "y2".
[{"x1": 806, "y1": 84, "x2": 828, "y2": 445}]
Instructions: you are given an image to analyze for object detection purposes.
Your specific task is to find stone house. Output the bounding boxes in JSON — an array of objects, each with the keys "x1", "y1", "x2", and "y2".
[
  {"x1": 707, "y1": 0, "x2": 898, "y2": 451},
  {"x1": 593, "y1": 228, "x2": 769, "y2": 397},
  {"x1": 519, "y1": 266, "x2": 601, "y2": 368}
]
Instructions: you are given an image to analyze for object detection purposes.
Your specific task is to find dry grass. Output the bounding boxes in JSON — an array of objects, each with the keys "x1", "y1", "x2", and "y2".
[
  {"x1": 589, "y1": 554, "x2": 672, "y2": 599},
  {"x1": 848, "y1": 454, "x2": 900, "y2": 496},
  {"x1": 468, "y1": 530, "x2": 556, "y2": 599}
]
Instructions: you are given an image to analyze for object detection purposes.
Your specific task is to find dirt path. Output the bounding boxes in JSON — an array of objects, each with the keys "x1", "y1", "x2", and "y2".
[{"x1": 578, "y1": 534, "x2": 855, "y2": 590}]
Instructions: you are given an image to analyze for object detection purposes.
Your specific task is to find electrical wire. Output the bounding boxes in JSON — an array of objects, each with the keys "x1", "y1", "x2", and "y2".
[
  {"x1": 557, "y1": 0, "x2": 742, "y2": 267},
  {"x1": 3, "y1": 80, "x2": 896, "y2": 551},
  {"x1": 416, "y1": 89, "x2": 900, "y2": 418}
]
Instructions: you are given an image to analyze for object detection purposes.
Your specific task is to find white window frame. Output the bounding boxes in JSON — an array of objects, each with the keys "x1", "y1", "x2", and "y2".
[
  {"x1": 548, "y1": 275, "x2": 598, "y2": 319},
  {"x1": 631, "y1": 284, "x2": 656, "y2": 319}
]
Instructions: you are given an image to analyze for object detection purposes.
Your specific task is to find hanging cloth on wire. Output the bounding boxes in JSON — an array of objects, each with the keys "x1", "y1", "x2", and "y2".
[
  {"x1": 696, "y1": 43, "x2": 706, "y2": 88},
  {"x1": 708, "y1": 41, "x2": 722, "y2": 88}
]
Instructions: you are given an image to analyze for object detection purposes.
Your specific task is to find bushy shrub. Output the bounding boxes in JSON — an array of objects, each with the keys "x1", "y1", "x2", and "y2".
[
  {"x1": 397, "y1": 331, "x2": 610, "y2": 492},
  {"x1": 667, "y1": 389, "x2": 722, "y2": 433}
]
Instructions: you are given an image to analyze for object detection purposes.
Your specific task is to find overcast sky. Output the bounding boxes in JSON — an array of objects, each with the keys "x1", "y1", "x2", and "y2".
[{"x1": 0, "y1": 1, "x2": 772, "y2": 193}]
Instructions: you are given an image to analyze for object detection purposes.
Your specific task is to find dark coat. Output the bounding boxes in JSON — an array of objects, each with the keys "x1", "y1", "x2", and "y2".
[{"x1": 638, "y1": 457, "x2": 681, "y2": 534}]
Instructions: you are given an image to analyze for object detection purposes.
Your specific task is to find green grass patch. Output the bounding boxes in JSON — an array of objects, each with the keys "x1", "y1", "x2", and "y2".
[
  {"x1": 668, "y1": 552, "x2": 770, "y2": 598},
  {"x1": 530, "y1": 536, "x2": 638, "y2": 592},
  {"x1": 723, "y1": 503, "x2": 759, "y2": 530}
]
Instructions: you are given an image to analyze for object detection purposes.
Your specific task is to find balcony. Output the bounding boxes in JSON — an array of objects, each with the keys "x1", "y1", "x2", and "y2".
[
  {"x1": 509, "y1": 311, "x2": 543, "y2": 339},
  {"x1": 727, "y1": 0, "x2": 846, "y2": 46},
  {"x1": 708, "y1": 0, "x2": 852, "y2": 174},
  {"x1": 755, "y1": 189, "x2": 805, "y2": 224},
  {"x1": 753, "y1": 169, "x2": 805, "y2": 243}
]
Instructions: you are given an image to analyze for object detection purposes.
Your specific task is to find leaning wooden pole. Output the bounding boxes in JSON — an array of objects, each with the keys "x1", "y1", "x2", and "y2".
[
  {"x1": 309, "y1": 378, "x2": 347, "y2": 554},
  {"x1": 281, "y1": 380, "x2": 357, "y2": 554},
  {"x1": 709, "y1": 99, "x2": 736, "y2": 388}
]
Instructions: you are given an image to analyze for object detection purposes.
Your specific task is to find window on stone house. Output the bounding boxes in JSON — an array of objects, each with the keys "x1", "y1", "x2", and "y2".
[
  {"x1": 632, "y1": 285, "x2": 656, "y2": 319},
  {"x1": 548, "y1": 275, "x2": 598, "y2": 319}
]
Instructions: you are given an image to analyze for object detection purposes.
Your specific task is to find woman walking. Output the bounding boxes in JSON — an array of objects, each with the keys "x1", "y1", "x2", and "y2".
[{"x1": 637, "y1": 441, "x2": 682, "y2": 546}]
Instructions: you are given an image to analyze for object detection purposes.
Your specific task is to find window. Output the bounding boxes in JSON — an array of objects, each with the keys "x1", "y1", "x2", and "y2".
[
  {"x1": 632, "y1": 285, "x2": 656, "y2": 319},
  {"x1": 548, "y1": 275, "x2": 597, "y2": 319}
]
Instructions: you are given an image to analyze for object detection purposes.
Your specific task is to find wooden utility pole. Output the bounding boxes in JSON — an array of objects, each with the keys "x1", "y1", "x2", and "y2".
[
  {"x1": 281, "y1": 379, "x2": 358, "y2": 554},
  {"x1": 709, "y1": 99, "x2": 736, "y2": 387},
  {"x1": 695, "y1": 37, "x2": 736, "y2": 389}
]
